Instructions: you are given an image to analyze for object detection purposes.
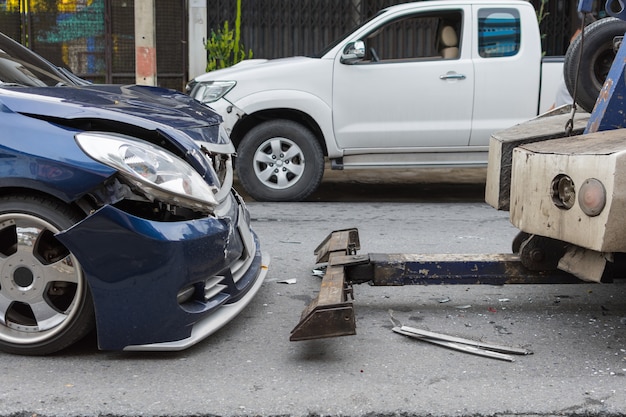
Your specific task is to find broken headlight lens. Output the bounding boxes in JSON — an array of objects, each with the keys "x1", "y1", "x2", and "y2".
[{"x1": 75, "y1": 132, "x2": 218, "y2": 211}]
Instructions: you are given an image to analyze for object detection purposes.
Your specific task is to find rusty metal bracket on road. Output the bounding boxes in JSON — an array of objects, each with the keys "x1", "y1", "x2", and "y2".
[
  {"x1": 290, "y1": 228, "x2": 585, "y2": 342},
  {"x1": 289, "y1": 228, "x2": 369, "y2": 341}
]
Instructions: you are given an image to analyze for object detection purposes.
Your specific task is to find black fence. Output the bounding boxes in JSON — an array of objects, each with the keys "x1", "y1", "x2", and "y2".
[
  {"x1": 207, "y1": 0, "x2": 583, "y2": 59},
  {"x1": 1, "y1": 0, "x2": 186, "y2": 90}
]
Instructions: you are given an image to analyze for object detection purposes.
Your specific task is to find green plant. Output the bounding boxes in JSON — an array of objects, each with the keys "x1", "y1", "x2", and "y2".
[
  {"x1": 534, "y1": 0, "x2": 549, "y2": 35},
  {"x1": 530, "y1": 0, "x2": 549, "y2": 55},
  {"x1": 205, "y1": 0, "x2": 253, "y2": 71}
]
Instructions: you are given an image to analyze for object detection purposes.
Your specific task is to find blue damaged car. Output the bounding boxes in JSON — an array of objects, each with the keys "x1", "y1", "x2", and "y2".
[{"x1": 0, "y1": 32, "x2": 269, "y2": 355}]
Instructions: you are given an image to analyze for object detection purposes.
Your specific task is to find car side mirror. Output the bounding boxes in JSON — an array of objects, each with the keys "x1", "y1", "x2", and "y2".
[{"x1": 340, "y1": 40, "x2": 365, "y2": 64}]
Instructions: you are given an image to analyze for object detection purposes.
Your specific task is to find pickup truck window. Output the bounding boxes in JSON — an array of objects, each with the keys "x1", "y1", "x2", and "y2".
[
  {"x1": 478, "y1": 8, "x2": 521, "y2": 58},
  {"x1": 363, "y1": 10, "x2": 462, "y2": 62},
  {"x1": 312, "y1": 11, "x2": 386, "y2": 58}
]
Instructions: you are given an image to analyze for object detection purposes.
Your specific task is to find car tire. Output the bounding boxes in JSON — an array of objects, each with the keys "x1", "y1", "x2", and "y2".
[
  {"x1": 236, "y1": 120, "x2": 325, "y2": 202},
  {"x1": 0, "y1": 195, "x2": 95, "y2": 355},
  {"x1": 564, "y1": 17, "x2": 626, "y2": 113}
]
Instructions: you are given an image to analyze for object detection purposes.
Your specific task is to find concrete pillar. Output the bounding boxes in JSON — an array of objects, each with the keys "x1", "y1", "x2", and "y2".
[
  {"x1": 135, "y1": 0, "x2": 157, "y2": 86},
  {"x1": 188, "y1": 0, "x2": 208, "y2": 80}
]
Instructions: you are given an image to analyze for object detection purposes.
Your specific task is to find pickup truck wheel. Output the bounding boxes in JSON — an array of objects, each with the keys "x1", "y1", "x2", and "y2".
[
  {"x1": 564, "y1": 17, "x2": 626, "y2": 113},
  {"x1": 236, "y1": 120, "x2": 324, "y2": 201}
]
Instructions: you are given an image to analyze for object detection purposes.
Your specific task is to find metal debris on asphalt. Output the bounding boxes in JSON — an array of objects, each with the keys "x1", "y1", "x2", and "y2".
[
  {"x1": 311, "y1": 262, "x2": 327, "y2": 277},
  {"x1": 389, "y1": 310, "x2": 533, "y2": 362}
]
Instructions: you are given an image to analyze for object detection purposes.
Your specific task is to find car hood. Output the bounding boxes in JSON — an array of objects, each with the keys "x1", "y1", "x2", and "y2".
[
  {"x1": 0, "y1": 84, "x2": 223, "y2": 136},
  {"x1": 194, "y1": 56, "x2": 316, "y2": 81}
]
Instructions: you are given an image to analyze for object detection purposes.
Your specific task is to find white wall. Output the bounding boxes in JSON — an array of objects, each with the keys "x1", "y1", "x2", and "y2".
[{"x1": 188, "y1": 0, "x2": 208, "y2": 80}]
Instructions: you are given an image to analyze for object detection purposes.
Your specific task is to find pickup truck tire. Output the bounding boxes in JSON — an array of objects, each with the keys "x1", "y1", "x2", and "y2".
[
  {"x1": 564, "y1": 17, "x2": 626, "y2": 113},
  {"x1": 236, "y1": 120, "x2": 324, "y2": 201}
]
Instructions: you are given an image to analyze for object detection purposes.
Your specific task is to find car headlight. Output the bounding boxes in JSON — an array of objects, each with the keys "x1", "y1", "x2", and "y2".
[
  {"x1": 192, "y1": 80, "x2": 236, "y2": 103},
  {"x1": 75, "y1": 132, "x2": 219, "y2": 211}
]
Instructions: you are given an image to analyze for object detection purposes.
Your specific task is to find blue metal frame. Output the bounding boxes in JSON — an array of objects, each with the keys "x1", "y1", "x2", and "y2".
[
  {"x1": 584, "y1": 0, "x2": 626, "y2": 133},
  {"x1": 584, "y1": 39, "x2": 626, "y2": 133}
]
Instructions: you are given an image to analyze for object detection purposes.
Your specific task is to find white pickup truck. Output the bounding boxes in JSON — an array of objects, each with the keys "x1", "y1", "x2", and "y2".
[{"x1": 187, "y1": 0, "x2": 563, "y2": 201}]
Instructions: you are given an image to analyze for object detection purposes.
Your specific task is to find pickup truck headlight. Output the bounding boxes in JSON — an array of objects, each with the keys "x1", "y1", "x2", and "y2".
[
  {"x1": 75, "y1": 132, "x2": 218, "y2": 211},
  {"x1": 192, "y1": 80, "x2": 236, "y2": 103}
]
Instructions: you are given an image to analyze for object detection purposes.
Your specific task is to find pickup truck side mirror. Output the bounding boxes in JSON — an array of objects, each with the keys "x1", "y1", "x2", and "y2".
[{"x1": 340, "y1": 40, "x2": 366, "y2": 64}]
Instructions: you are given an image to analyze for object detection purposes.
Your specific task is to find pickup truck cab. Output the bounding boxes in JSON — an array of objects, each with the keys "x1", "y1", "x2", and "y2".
[{"x1": 188, "y1": 0, "x2": 562, "y2": 201}]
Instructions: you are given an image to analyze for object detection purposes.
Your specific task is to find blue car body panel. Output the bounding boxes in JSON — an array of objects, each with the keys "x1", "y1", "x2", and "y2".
[
  {"x1": 0, "y1": 105, "x2": 116, "y2": 202},
  {"x1": 0, "y1": 87, "x2": 228, "y2": 182},
  {"x1": 0, "y1": 84, "x2": 223, "y2": 131},
  {"x1": 56, "y1": 197, "x2": 263, "y2": 351}
]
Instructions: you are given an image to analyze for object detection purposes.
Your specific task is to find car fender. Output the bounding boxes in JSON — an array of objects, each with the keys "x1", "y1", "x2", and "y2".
[
  {"x1": 0, "y1": 110, "x2": 116, "y2": 202},
  {"x1": 232, "y1": 89, "x2": 341, "y2": 157}
]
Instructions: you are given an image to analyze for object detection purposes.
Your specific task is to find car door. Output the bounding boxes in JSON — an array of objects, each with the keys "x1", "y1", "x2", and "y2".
[{"x1": 332, "y1": 5, "x2": 474, "y2": 151}]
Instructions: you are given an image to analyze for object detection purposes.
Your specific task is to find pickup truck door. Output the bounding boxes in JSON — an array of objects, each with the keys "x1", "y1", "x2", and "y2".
[
  {"x1": 332, "y1": 6, "x2": 474, "y2": 151},
  {"x1": 469, "y1": 6, "x2": 541, "y2": 146}
]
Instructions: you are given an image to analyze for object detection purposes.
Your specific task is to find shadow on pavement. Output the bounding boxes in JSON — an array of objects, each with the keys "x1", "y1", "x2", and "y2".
[
  {"x1": 236, "y1": 167, "x2": 488, "y2": 203},
  {"x1": 305, "y1": 181, "x2": 486, "y2": 202}
]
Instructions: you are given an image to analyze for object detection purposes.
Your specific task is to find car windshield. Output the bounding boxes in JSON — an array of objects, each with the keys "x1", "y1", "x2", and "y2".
[{"x1": 0, "y1": 32, "x2": 74, "y2": 87}]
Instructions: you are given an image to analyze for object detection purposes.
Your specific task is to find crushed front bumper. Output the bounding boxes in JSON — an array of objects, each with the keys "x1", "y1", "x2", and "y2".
[
  {"x1": 57, "y1": 192, "x2": 269, "y2": 351},
  {"x1": 202, "y1": 98, "x2": 246, "y2": 137}
]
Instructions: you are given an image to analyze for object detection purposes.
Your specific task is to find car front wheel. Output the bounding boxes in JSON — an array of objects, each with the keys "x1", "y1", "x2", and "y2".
[
  {"x1": 0, "y1": 195, "x2": 94, "y2": 355},
  {"x1": 236, "y1": 120, "x2": 324, "y2": 201}
]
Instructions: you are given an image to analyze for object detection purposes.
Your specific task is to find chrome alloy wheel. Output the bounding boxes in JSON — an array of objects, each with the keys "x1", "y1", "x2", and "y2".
[
  {"x1": 252, "y1": 137, "x2": 305, "y2": 190},
  {"x1": 0, "y1": 213, "x2": 85, "y2": 346}
]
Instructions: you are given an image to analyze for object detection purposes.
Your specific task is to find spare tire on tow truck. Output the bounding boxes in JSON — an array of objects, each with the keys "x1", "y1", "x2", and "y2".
[{"x1": 564, "y1": 17, "x2": 626, "y2": 113}]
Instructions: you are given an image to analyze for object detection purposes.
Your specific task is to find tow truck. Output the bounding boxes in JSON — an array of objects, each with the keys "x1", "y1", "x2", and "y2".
[{"x1": 290, "y1": 0, "x2": 626, "y2": 341}]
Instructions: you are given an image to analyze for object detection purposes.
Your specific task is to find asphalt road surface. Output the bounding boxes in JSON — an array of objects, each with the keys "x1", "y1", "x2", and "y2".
[{"x1": 1, "y1": 172, "x2": 625, "y2": 417}]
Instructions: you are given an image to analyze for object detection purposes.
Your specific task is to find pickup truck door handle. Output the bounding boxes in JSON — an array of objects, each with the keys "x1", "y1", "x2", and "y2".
[{"x1": 439, "y1": 73, "x2": 466, "y2": 80}]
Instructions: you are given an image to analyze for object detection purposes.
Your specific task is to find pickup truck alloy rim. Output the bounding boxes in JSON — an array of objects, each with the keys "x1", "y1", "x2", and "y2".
[
  {"x1": 253, "y1": 137, "x2": 305, "y2": 190},
  {"x1": 0, "y1": 213, "x2": 84, "y2": 345}
]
